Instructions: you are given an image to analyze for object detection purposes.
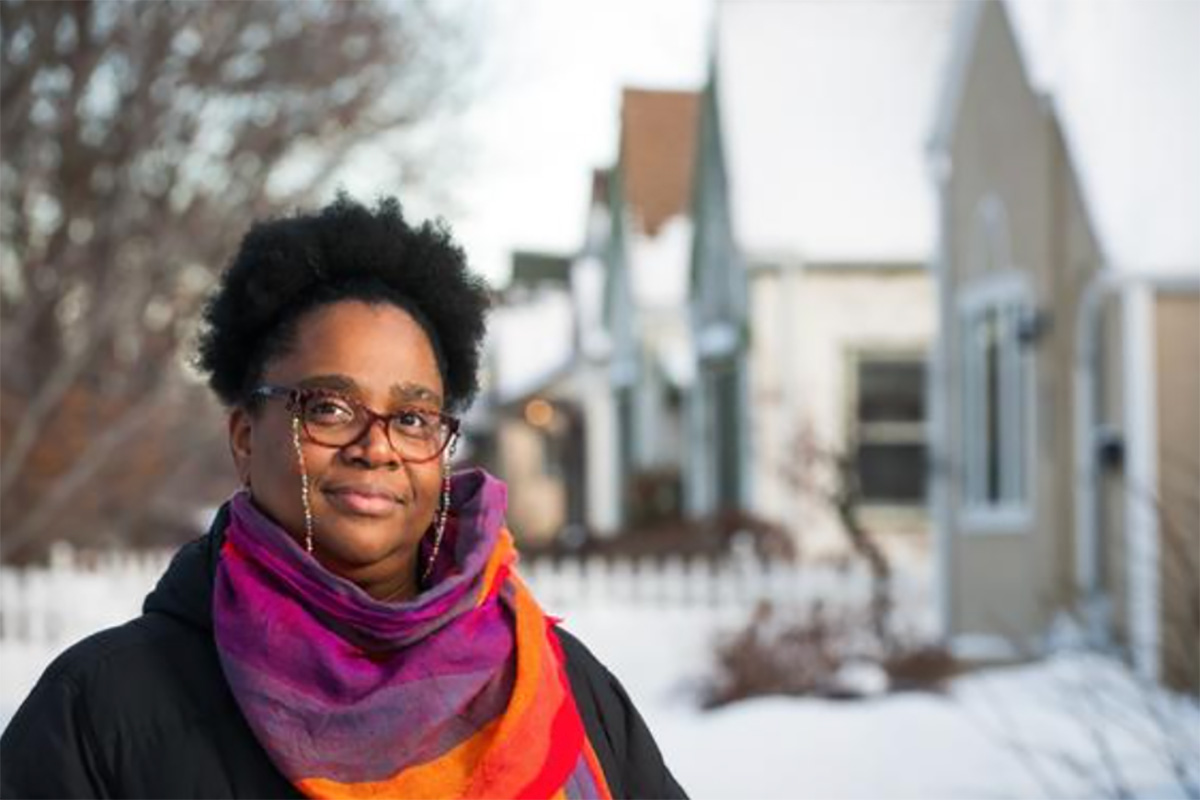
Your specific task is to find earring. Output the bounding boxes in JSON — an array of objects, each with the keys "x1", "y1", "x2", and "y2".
[
  {"x1": 292, "y1": 415, "x2": 315, "y2": 555},
  {"x1": 421, "y1": 435, "x2": 458, "y2": 582}
]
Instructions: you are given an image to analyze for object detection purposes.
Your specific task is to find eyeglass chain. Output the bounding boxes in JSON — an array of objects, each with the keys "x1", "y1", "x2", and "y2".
[{"x1": 421, "y1": 433, "x2": 458, "y2": 584}]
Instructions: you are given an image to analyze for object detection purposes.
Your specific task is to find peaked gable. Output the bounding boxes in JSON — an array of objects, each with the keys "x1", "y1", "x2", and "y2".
[
  {"x1": 933, "y1": 0, "x2": 1200, "y2": 271},
  {"x1": 618, "y1": 88, "x2": 701, "y2": 237}
]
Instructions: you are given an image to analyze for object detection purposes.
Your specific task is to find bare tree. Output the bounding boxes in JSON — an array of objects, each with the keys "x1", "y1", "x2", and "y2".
[
  {"x1": 781, "y1": 422, "x2": 896, "y2": 650},
  {"x1": 0, "y1": 0, "x2": 477, "y2": 561}
]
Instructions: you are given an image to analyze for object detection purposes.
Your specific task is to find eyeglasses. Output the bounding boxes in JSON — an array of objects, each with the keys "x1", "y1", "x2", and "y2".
[{"x1": 252, "y1": 385, "x2": 460, "y2": 464}]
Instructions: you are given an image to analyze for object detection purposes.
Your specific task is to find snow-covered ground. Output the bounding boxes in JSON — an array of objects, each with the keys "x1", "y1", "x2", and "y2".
[
  {"x1": 4, "y1": 593, "x2": 1198, "y2": 798},
  {"x1": 560, "y1": 606, "x2": 1200, "y2": 799}
]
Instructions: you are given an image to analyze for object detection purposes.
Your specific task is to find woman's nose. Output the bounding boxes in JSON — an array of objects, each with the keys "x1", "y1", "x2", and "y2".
[{"x1": 344, "y1": 417, "x2": 401, "y2": 468}]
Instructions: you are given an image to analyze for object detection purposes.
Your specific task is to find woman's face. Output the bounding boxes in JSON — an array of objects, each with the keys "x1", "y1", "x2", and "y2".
[{"x1": 229, "y1": 300, "x2": 446, "y2": 592}]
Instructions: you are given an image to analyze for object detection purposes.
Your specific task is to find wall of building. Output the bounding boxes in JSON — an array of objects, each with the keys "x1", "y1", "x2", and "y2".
[
  {"x1": 1154, "y1": 291, "x2": 1200, "y2": 690},
  {"x1": 496, "y1": 418, "x2": 566, "y2": 546},
  {"x1": 749, "y1": 265, "x2": 935, "y2": 556}
]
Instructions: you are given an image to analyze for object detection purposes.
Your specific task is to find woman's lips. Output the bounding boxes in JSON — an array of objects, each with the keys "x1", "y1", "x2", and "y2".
[{"x1": 322, "y1": 486, "x2": 402, "y2": 517}]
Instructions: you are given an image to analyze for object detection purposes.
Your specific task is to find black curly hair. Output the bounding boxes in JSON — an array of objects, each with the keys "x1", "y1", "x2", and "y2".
[{"x1": 196, "y1": 194, "x2": 491, "y2": 413}]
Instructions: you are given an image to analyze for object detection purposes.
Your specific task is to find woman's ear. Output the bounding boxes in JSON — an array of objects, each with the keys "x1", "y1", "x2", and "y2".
[{"x1": 229, "y1": 407, "x2": 253, "y2": 486}]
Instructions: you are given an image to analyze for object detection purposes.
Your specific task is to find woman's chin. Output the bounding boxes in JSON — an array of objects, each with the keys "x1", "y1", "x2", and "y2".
[{"x1": 313, "y1": 521, "x2": 418, "y2": 570}]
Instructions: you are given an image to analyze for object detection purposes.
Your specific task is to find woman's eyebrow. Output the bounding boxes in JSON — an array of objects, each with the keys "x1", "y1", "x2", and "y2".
[
  {"x1": 295, "y1": 374, "x2": 359, "y2": 393},
  {"x1": 391, "y1": 383, "x2": 442, "y2": 407},
  {"x1": 292, "y1": 375, "x2": 440, "y2": 406}
]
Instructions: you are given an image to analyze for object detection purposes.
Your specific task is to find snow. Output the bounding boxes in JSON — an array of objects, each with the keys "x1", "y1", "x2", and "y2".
[
  {"x1": 717, "y1": 2, "x2": 958, "y2": 264},
  {"x1": 719, "y1": 0, "x2": 1200, "y2": 274},
  {"x1": 561, "y1": 606, "x2": 1200, "y2": 800},
  {"x1": 571, "y1": 253, "x2": 612, "y2": 361},
  {"x1": 630, "y1": 215, "x2": 694, "y2": 310},
  {"x1": 487, "y1": 289, "x2": 576, "y2": 402},
  {"x1": 947, "y1": 1, "x2": 1200, "y2": 273}
]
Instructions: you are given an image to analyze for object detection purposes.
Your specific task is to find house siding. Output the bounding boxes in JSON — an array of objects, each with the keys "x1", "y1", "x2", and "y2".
[
  {"x1": 939, "y1": 0, "x2": 1101, "y2": 648},
  {"x1": 1154, "y1": 292, "x2": 1200, "y2": 691},
  {"x1": 749, "y1": 265, "x2": 934, "y2": 554}
]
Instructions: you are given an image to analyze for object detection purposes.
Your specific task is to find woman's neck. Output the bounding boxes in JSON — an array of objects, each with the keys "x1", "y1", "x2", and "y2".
[{"x1": 319, "y1": 548, "x2": 421, "y2": 603}]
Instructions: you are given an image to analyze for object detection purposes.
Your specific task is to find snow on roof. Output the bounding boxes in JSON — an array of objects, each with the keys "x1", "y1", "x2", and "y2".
[
  {"x1": 1006, "y1": 0, "x2": 1200, "y2": 272},
  {"x1": 571, "y1": 252, "x2": 612, "y2": 360},
  {"x1": 487, "y1": 289, "x2": 575, "y2": 403},
  {"x1": 932, "y1": 1, "x2": 1200, "y2": 273},
  {"x1": 630, "y1": 215, "x2": 694, "y2": 310},
  {"x1": 716, "y1": 1, "x2": 957, "y2": 264}
]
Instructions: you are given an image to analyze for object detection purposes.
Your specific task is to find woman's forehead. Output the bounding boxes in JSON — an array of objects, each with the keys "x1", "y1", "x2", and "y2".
[{"x1": 269, "y1": 301, "x2": 445, "y2": 402}]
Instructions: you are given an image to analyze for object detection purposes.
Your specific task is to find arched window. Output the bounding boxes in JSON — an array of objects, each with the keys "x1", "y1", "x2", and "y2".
[{"x1": 958, "y1": 197, "x2": 1035, "y2": 529}]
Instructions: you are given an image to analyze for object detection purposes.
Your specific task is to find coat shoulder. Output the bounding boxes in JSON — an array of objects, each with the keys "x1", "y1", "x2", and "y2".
[
  {"x1": 553, "y1": 625, "x2": 688, "y2": 799},
  {"x1": 0, "y1": 613, "x2": 286, "y2": 799},
  {"x1": 38, "y1": 614, "x2": 195, "y2": 687}
]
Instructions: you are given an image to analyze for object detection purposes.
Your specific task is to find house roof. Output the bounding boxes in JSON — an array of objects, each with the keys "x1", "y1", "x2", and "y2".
[
  {"x1": 618, "y1": 88, "x2": 701, "y2": 237},
  {"x1": 716, "y1": 1, "x2": 957, "y2": 264},
  {"x1": 487, "y1": 289, "x2": 575, "y2": 404},
  {"x1": 932, "y1": 0, "x2": 1200, "y2": 272}
]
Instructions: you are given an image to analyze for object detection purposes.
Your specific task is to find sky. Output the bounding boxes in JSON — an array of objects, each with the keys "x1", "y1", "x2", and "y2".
[{"x1": 334, "y1": 0, "x2": 714, "y2": 287}]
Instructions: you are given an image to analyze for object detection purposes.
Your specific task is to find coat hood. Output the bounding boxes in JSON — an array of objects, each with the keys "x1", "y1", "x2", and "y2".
[{"x1": 142, "y1": 505, "x2": 228, "y2": 631}]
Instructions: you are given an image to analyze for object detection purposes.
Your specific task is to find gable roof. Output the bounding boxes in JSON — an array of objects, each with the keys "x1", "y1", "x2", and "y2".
[
  {"x1": 618, "y1": 88, "x2": 701, "y2": 237},
  {"x1": 716, "y1": 1, "x2": 957, "y2": 264},
  {"x1": 932, "y1": 0, "x2": 1200, "y2": 272}
]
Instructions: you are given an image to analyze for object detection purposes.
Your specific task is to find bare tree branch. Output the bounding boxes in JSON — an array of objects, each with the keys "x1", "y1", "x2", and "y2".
[{"x1": 1, "y1": 0, "x2": 478, "y2": 561}]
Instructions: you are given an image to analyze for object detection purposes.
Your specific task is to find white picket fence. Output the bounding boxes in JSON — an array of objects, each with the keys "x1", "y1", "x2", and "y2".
[
  {"x1": 525, "y1": 554, "x2": 873, "y2": 614},
  {"x1": 0, "y1": 543, "x2": 932, "y2": 648},
  {"x1": 0, "y1": 544, "x2": 175, "y2": 646}
]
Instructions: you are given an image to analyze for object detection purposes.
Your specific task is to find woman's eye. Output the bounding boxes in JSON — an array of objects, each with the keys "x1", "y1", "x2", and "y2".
[
  {"x1": 306, "y1": 398, "x2": 355, "y2": 425},
  {"x1": 392, "y1": 410, "x2": 432, "y2": 434}
]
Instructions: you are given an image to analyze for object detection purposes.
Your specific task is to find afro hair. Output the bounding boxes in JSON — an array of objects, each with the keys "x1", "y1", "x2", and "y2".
[{"x1": 195, "y1": 194, "x2": 491, "y2": 412}]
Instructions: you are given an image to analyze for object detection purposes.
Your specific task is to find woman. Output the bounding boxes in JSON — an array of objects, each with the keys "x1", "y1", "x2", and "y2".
[{"x1": 1, "y1": 196, "x2": 686, "y2": 799}]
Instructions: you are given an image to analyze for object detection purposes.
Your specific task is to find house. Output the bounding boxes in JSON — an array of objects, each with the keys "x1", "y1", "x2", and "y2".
[
  {"x1": 687, "y1": 2, "x2": 955, "y2": 553},
  {"x1": 476, "y1": 251, "x2": 580, "y2": 547},
  {"x1": 484, "y1": 106, "x2": 700, "y2": 546},
  {"x1": 928, "y1": 0, "x2": 1199, "y2": 689},
  {"x1": 601, "y1": 88, "x2": 701, "y2": 531}
]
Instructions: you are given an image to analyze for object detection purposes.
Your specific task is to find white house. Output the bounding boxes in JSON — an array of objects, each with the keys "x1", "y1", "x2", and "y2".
[{"x1": 687, "y1": 1, "x2": 956, "y2": 554}]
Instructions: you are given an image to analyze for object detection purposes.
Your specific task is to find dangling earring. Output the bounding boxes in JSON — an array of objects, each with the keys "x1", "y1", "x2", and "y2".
[
  {"x1": 292, "y1": 414, "x2": 315, "y2": 555},
  {"x1": 422, "y1": 434, "x2": 457, "y2": 582}
]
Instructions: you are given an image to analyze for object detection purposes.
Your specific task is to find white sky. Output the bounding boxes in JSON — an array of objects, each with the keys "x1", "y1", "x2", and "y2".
[{"x1": 335, "y1": 0, "x2": 714, "y2": 287}]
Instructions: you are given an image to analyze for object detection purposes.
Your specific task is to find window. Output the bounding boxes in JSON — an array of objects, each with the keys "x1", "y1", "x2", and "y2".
[
  {"x1": 853, "y1": 355, "x2": 927, "y2": 505},
  {"x1": 959, "y1": 277, "x2": 1033, "y2": 523}
]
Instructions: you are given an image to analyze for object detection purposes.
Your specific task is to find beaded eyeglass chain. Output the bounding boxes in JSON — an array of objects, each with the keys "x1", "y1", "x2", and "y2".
[{"x1": 421, "y1": 433, "x2": 457, "y2": 583}]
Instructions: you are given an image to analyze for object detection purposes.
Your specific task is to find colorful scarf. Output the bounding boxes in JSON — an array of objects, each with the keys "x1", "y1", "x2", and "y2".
[{"x1": 213, "y1": 469, "x2": 612, "y2": 799}]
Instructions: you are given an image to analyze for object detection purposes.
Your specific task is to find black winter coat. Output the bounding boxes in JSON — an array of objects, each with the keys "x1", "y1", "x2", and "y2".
[{"x1": 0, "y1": 515, "x2": 686, "y2": 799}]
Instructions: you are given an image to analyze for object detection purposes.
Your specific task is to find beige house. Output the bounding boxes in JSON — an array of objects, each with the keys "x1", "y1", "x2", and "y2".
[
  {"x1": 692, "y1": 2, "x2": 955, "y2": 553},
  {"x1": 485, "y1": 87, "x2": 701, "y2": 547},
  {"x1": 928, "y1": 0, "x2": 1199, "y2": 689}
]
